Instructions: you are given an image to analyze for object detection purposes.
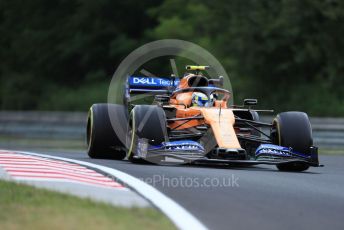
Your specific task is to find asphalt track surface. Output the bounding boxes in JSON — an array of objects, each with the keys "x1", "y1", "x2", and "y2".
[{"x1": 41, "y1": 151, "x2": 343, "y2": 230}]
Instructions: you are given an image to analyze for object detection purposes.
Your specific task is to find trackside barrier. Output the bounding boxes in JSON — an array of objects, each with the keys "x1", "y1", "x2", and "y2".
[{"x1": 0, "y1": 112, "x2": 343, "y2": 148}]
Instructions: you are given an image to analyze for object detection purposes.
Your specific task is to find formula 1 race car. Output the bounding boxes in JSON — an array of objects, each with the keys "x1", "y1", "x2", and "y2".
[{"x1": 86, "y1": 65, "x2": 321, "y2": 171}]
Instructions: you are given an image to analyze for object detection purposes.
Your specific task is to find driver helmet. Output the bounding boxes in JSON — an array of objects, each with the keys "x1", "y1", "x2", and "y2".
[{"x1": 191, "y1": 92, "x2": 215, "y2": 107}]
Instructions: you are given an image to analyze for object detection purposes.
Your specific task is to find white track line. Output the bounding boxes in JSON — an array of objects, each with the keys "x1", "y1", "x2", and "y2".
[{"x1": 18, "y1": 151, "x2": 208, "y2": 230}]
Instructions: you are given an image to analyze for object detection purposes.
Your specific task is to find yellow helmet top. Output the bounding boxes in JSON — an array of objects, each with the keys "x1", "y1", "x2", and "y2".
[{"x1": 185, "y1": 65, "x2": 210, "y2": 71}]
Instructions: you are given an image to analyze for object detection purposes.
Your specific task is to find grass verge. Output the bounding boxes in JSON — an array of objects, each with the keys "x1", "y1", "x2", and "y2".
[
  {"x1": 319, "y1": 148, "x2": 344, "y2": 155},
  {"x1": 0, "y1": 136, "x2": 85, "y2": 151},
  {"x1": 0, "y1": 180, "x2": 175, "y2": 230}
]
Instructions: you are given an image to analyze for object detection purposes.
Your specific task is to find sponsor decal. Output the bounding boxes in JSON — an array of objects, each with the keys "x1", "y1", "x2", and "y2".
[
  {"x1": 133, "y1": 77, "x2": 157, "y2": 85},
  {"x1": 256, "y1": 148, "x2": 291, "y2": 156},
  {"x1": 129, "y1": 76, "x2": 179, "y2": 88},
  {"x1": 163, "y1": 141, "x2": 204, "y2": 151},
  {"x1": 255, "y1": 144, "x2": 291, "y2": 157},
  {"x1": 148, "y1": 140, "x2": 204, "y2": 152}
]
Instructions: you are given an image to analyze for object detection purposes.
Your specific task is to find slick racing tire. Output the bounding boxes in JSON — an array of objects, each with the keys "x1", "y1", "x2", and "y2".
[
  {"x1": 127, "y1": 105, "x2": 168, "y2": 163},
  {"x1": 271, "y1": 111, "x2": 313, "y2": 172},
  {"x1": 87, "y1": 103, "x2": 127, "y2": 160},
  {"x1": 250, "y1": 111, "x2": 261, "y2": 137}
]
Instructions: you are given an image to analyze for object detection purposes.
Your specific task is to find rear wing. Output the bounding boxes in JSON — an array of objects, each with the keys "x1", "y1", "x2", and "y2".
[{"x1": 127, "y1": 76, "x2": 180, "y2": 94}]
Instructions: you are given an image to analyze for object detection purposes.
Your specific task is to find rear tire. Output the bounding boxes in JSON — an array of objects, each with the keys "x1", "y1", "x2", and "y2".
[
  {"x1": 250, "y1": 111, "x2": 261, "y2": 137},
  {"x1": 233, "y1": 110, "x2": 260, "y2": 157},
  {"x1": 127, "y1": 105, "x2": 168, "y2": 163},
  {"x1": 87, "y1": 104, "x2": 127, "y2": 159},
  {"x1": 271, "y1": 111, "x2": 312, "y2": 172}
]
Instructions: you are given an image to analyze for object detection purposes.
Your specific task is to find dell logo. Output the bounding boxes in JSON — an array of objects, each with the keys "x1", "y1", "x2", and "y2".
[{"x1": 133, "y1": 77, "x2": 157, "y2": 85}]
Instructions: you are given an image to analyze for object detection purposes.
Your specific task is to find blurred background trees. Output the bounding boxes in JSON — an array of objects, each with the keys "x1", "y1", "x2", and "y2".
[{"x1": 0, "y1": 0, "x2": 343, "y2": 116}]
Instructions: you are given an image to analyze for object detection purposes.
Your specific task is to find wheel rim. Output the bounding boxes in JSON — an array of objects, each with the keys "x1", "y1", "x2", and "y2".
[
  {"x1": 126, "y1": 110, "x2": 136, "y2": 159},
  {"x1": 86, "y1": 108, "x2": 94, "y2": 151},
  {"x1": 271, "y1": 118, "x2": 281, "y2": 145}
]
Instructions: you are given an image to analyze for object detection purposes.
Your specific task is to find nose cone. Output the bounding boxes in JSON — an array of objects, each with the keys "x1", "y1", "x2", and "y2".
[{"x1": 200, "y1": 108, "x2": 241, "y2": 149}]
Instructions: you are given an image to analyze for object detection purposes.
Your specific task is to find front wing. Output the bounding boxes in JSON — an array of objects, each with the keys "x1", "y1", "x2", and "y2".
[{"x1": 132, "y1": 139, "x2": 322, "y2": 167}]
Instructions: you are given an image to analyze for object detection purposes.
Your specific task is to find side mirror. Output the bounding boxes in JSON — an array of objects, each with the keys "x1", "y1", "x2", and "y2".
[
  {"x1": 244, "y1": 99, "x2": 258, "y2": 106},
  {"x1": 209, "y1": 76, "x2": 224, "y2": 87},
  {"x1": 218, "y1": 76, "x2": 224, "y2": 86}
]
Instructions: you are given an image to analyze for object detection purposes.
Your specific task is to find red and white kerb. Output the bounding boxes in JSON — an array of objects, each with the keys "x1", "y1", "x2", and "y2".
[{"x1": 0, "y1": 150, "x2": 125, "y2": 189}]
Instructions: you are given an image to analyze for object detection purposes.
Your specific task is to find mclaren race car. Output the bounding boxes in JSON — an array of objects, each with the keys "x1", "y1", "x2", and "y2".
[{"x1": 86, "y1": 65, "x2": 321, "y2": 171}]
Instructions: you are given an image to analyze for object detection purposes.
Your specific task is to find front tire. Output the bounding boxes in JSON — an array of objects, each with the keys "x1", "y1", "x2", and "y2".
[
  {"x1": 271, "y1": 111, "x2": 313, "y2": 172},
  {"x1": 127, "y1": 105, "x2": 168, "y2": 163},
  {"x1": 87, "y1": 103, "x2": 127, "y2": 160}
]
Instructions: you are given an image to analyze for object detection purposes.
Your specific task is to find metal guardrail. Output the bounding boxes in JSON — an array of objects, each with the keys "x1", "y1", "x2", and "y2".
[
  {"x1": 260, "y1": 116, "x2": 344, "y2": 148},
  {"x1": 0, "y1": 111, "x2": 87, "y2": 140},
  {"x1": 0, "y1": 111, "x2": 343, "y2": 148}
]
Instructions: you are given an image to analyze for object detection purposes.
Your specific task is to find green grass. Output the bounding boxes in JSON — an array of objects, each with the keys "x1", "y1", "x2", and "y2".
[
  {"x1": 319, "y1": 148, "x2": 344, "y2": 155},
  {"x1": 0, "y1": 136, "x2": 85, "y2": 151},
  {"x1": 0, "y1": 180, "x2": 175, "y2": 230}
]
